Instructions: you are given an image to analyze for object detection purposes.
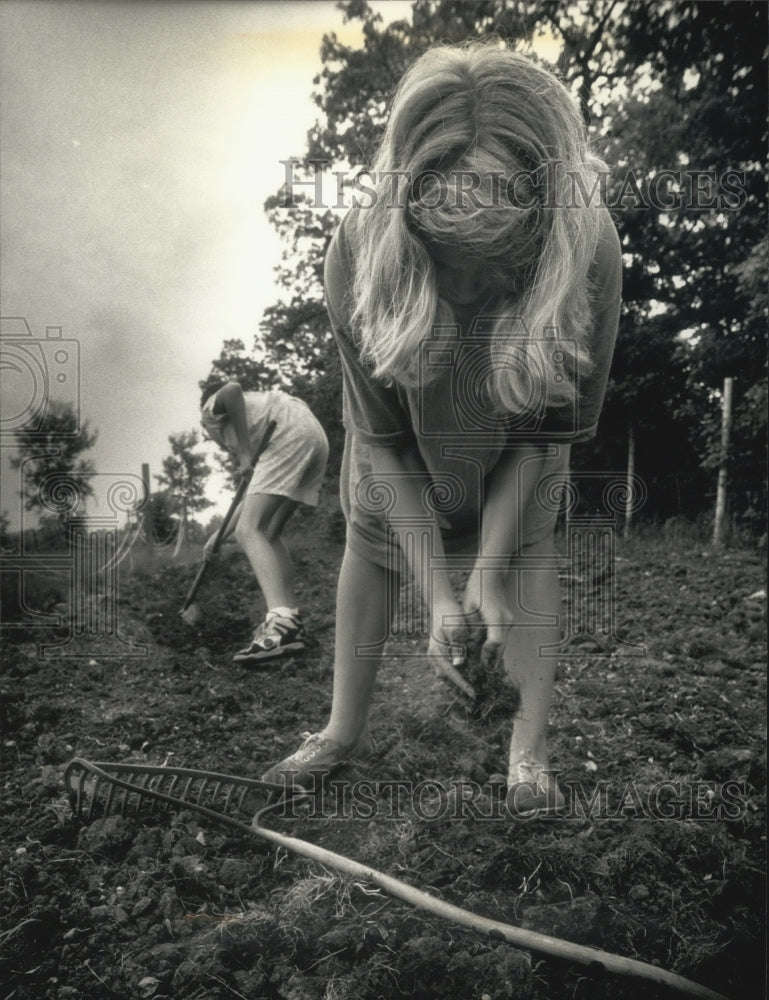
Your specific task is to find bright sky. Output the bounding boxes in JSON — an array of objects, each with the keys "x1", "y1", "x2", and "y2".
[{"x1": 0, "y1": 0, "x2": 558, "y2": 529}]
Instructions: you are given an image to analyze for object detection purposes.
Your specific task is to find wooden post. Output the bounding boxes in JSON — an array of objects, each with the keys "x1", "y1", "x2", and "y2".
[
  {"x1": 624, "y1": 417, "x2": 635, "y2": 540},
  {"x1": 141, "y1": 463, "x2": 154, "y2": 562},
  {"x1": 172, "y1": 512, "x2": 186, "y2": 559},
  {"x1": 712, "y1": 377, "x2": 734, "y2": 548}
]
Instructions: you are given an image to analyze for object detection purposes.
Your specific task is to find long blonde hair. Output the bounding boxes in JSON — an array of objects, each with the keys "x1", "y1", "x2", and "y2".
[{"x1": 348, "y1": 41, "x2": 606, "y2": 415}]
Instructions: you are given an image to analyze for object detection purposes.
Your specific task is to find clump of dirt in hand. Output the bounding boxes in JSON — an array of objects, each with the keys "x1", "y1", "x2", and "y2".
[{"x1": 461, "y1": 616, "x2": 520, "y2": 722}]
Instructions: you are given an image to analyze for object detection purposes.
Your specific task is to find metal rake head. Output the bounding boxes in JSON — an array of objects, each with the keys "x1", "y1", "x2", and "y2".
[{"x1": 64, "y1": 757, "x2": 304, "y2": 834}]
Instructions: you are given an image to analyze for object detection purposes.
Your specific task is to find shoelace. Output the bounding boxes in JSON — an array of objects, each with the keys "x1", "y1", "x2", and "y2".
[
  {"x1": 251, "y1": 615, "x2": 299, "y2": 645},
  {"x1": 510, "y1": 757, "x2": 542, "y2": 785},
  {"x1": 293, "y1": 732, "x2": 330, "y2": 764},
  {"x1": 251, "y1": 621, "x2": 267, "y2": 642}
]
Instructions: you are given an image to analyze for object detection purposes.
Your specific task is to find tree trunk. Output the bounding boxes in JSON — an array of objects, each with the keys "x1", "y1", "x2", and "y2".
[
  {"x1": 623, "y1": 418, "x2": 635, "y2": 539},
  {"x1": 172, "y1": 511, "x2": 187, "y2": 559},
  {"x1": 712, "y1": 377, "x2": 734, "y2": 548}
]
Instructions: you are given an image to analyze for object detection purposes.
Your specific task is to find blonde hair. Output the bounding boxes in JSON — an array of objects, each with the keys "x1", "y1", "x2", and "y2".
[{"x1": 348, "y1": 41, "x2": 606, "y2": 415}]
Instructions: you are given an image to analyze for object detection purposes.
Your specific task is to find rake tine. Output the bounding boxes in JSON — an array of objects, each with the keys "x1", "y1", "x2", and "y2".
[
  {"x1": 222, "y1": 785, "x2": 236, "y2": 815},
  {"x1": 69, "y1": 768, "x2": 87, "y2": 819},
  {"x1": 63, "y1": 758, "x2": 296, "y2": 834},
  {"x1": 86, "y1": 775, "x2": 100, "y2": 821},
  {"x1": 103, "y1": 779, "x2": 118, "y2": 818},
  {"x1": 232, "y1": 784, "x2": 248, "y2": 814}
]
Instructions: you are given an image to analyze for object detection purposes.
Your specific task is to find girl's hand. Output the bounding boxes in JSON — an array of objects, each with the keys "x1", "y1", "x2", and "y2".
[
  {"x1": 463, "y1": 575, "x2": 512, "y2": 672},
  {"x1": 427, "y1": 595, "x2": 476, "y2": 700},
  {"x1": 238, "y1": 454, "x2": 254, "y2": 483}
]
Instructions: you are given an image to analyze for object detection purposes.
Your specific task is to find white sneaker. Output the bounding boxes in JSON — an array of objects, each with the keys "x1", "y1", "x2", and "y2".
[
  {"x1": 261, "y1": 729, "x2": 372, "y2": 789},
  {"x1": 233, "y1": 612, "x2": 305, "y2": 663},
  {"x1": 506, "y1": 749, "x2": 565, "y2": 818}
]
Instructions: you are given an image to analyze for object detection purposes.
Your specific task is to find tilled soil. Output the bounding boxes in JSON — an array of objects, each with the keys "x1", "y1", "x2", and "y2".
[{"x1": 1, "y1": 525, "x2": 766, "y2": 1000}]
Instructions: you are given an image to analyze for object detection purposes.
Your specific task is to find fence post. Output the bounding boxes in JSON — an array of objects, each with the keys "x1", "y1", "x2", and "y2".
[
  {"x1": 140, "y1": 463, "x2": 154, "y2": 564},
  {"x1": 624, "y1": 417, "x2": 635, "y2": 540},
  {"x1": 713, "y1": 377, "x2": 734, "y2": 548}
]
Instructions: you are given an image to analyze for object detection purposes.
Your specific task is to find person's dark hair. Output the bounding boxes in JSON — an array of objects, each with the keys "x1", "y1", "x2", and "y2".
[{"x1": 199, "y1": 376, "x2": 229, "y2": 409}]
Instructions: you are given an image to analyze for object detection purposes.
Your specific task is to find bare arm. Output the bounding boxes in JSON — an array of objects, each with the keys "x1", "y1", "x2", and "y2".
[
  {"x1": 369, "y1": 441, "x2": 473, "y2": 697},
  {"x1": 213, "y1": 382, "x2": 255, "y2": 475},
  {"x1": 465, "y1": 444, "x2": 554, "y2": 664}
]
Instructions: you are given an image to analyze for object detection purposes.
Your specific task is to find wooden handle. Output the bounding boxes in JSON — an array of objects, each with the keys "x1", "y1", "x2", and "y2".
[{"x1": 180, "y1": 419, "x2": 277, "y2": 611}]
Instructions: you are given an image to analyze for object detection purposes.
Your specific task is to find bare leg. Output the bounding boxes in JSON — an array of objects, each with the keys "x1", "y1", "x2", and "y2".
[
  {"x1": 502, "y1": 535, "x2": 562, "y2": 767},
  {"x1": 325, "y1": 545, "x2": 399, "y2": 746},
  {"x1": 235, "y1": 493, "x2": 299, "y2": 611},
  {"x1": 260, "y1": 545, "x2": 398, "y2": 784}
]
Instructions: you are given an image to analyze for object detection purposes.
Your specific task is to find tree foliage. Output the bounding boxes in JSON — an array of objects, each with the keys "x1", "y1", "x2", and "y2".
[
  {"x1": 600, "y1": 1, "x2": 767, "y2": 515},
  {"x1": 155, "y1": 430, "x2": 213, "y2": 526},
  {"x1": 10, "y1": 402, "x2": 98, "y2": 525},
  {"x1": 143, "y1": 491, "x2": 179, "y2": 545}
]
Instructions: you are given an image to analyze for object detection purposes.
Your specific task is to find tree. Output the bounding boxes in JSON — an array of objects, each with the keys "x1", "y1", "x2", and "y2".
[
  {"x1": 10, "y1": 401, "x2": 98, "y2": 526},
  {"x1": 199, "y1": 339, "x2": 282, "y2": 401},
  {"x1": 604, "y1": 1, "x2": 768, "y2": 524},
  {"x1": 0, "y1": 510, "x2": 11, "y2": 551},
  {"x1": 155, "y1": 431, "x2": 213, "y2": 545},
  {"x1": 143, "y1": 491, "x2": 178, "y2": 545}
]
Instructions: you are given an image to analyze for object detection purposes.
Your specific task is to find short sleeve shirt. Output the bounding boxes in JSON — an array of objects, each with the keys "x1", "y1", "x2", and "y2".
[
  {"x1": 325, "y1": 208, "x2": 621, "y2": 447},
  {"x1": 200, "y1": 389, "x2": 329, "y2": 506},
  {"x1": 324, "y1": 207, "x2": 622, "y2": 562}
]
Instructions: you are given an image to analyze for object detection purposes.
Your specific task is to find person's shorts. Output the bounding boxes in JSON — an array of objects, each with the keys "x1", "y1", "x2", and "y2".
[
  {"x1": 341, "y1": 434, "x2": 571, "y2": 571},
  {"x1": 248, "y1": 400, "x2": 329, "y2": 507}
]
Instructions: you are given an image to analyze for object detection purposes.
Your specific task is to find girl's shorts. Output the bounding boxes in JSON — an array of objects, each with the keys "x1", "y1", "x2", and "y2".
[
  {"x1": 248, "y1": 400, "x2": 329, "y2": 507},
  {"x1": 341, "y1": 434, "x2": 571, "y2": 571}
]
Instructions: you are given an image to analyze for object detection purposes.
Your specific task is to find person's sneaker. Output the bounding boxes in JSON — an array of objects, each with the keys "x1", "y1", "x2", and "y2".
[
  {"x1": 233, "y1": 612, "x2": 305, "y2": 664},
  {"x1": 261, "y1": 728, "x2": 372, "y2": 790},
  {"x1": 506, "y1": 749, "x2": 565, "y2": 818}
]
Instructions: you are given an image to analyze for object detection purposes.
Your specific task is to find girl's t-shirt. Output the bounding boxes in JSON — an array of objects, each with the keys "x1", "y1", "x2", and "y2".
[
  {"x1": 200, "y1": 389, "x2": 329, "y2": 506},
  {"x1": 324, "y1": 206, "x2": 622, "y2": 562},
  {"x1": 324, "y1": 206, "x2": 622, "y2": 469},
  {"x1": 200, "y1": 389, "x2": 282, "y2": 454}
]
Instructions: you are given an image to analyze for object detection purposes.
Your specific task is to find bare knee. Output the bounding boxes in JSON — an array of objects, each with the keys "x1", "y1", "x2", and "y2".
[
  {"x1": 236, "y1": 517, "x2": 283, "y2": 547},
  {"x1": 234, "y1": 518, "x2": 264, "y2": 546}
]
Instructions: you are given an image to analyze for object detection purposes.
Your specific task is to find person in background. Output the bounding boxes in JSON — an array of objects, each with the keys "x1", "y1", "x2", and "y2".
[{"x1": 200, "y1": 379, "x2": 329, "y2": 663}]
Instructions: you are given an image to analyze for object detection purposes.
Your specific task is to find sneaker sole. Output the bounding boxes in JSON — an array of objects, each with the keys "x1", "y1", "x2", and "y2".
[
  {"x1": 507, "y1": 801, "x2": 566, "y2": 820},
  {"x1": 233, "y1": 641, "x2": 306, "y2": 664},
  {"x1": 505, "y1": 787, "x2": 566, "y2": 819}
]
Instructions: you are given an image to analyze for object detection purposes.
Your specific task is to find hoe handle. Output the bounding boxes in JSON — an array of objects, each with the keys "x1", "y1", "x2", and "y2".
[{"x1": 181, "y1": 420, "x2": 276, "y2": 611}]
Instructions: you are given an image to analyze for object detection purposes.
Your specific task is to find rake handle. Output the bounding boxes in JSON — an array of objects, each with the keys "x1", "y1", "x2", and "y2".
[{"x1": 180, "y1": 419, "x2": 276, "y2": 612}]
